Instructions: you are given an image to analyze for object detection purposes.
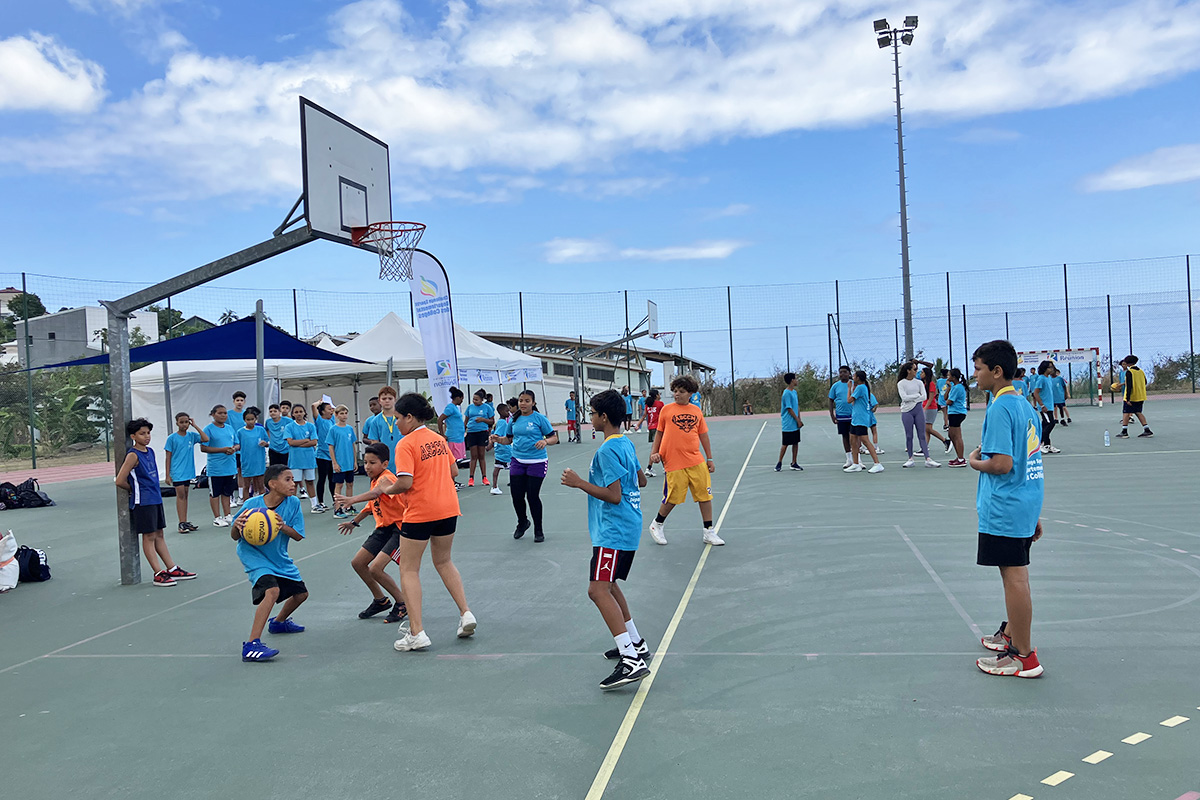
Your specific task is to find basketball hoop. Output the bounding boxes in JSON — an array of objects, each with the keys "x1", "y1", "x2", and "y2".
[
  {"x1": 652, "y1": 331, "x2": 676, "y2": 349},
  {"x1": 350, "y1": 221, "x2": 426, "y2": 282}
]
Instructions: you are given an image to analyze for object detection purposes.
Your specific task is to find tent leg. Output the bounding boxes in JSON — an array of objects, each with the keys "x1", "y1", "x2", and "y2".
[{"x1": 105, "y1": 306, "x2": 139, "y2": 585}]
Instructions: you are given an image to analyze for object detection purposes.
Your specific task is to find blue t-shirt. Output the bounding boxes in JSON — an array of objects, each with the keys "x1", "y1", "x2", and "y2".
[
  {"x1": 493, "y1": 418, "x2": 513, "y2": 462},
  {"x1": 236, "y1": 426, "x2": 269, "y2": 477},
  {"x1": 265, "y1": 417, "x2": 291, "y2": 453},
  {"x1": 623, "y1": 394, "x2": 634, "y2": 415},
  {"x1": 236, "y1": 495, "x2": 305, "y2": 583},
  {"x1": 442, "y1": 403, "x2": 465, "y2": 443},
  {"x1": 313, "y1": 415, "x2": 333, "y2": 460},
  {"x1": 947, "y1": 383, "x2": 967, "y2": 415},
  {"x1": 936, "y1": 378, "x2": 948, "y2": 407},
  {"x1": 163, "y1": 430, "x2": 202, "y2": 482},
  {"x1": 828, "y1": 380, "x2": 853, "y2": 419},
  {"x1": 1012, "y1": 378, "x2": 1027, "y2": 397},
  {"x1": 636, "y1": 396, "x2": 647, "y2": 417},
  {"x1": 1051, "y1": 375, "x2": 1067, "y2": 405},
  {"x1": 285, "y1": 420, "x2": 318, "y2": 469},
  {"x1": 1028, "y1": 375, "x2": 1050, "y2": 410},
  {"x1": 977, "y1": 390, "x2": 1044, "y2": 538},
  {"x1": 850, "y1": 384, "x2": 872, "y2": 427},
  {"x1": 364, "y1": 413, "x2": 403, "y2": 471},
  {"x1": 689, "y1": 391, "x2": 702, "y2": 407},
  {"x1": 464, "y1": 402, "x2": 493, "y2": 434},
  {"x1": 565, "y1": 399, "x2": 576, "y2": 421},
  {"x1": 587, "y1": 434, "x2": 643, "y2": 551},
  {"x1": 328, "y1": 424, "x2": 356, "y2": 471},
  {"x1": 203, "y1": 422, "x2": 237, "y2": 477},
  {"x1": 228, "y1": 408, "x2": 245, "y2": 432},
  {"x1": 780, "y1": 388, "x2": 799, "y2": 432},
  {"x1": 129, "y1": 447, "x2": 162, "y2": 508},
  {"x1": 868, "y1": 392, "x2": 879, "y2": 427},
  {"x1": 510, "y1": 412, "x2": 554, "y2": 463}
]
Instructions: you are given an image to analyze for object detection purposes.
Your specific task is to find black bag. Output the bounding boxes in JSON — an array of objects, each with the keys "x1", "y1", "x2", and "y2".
[
  {"x1": 0, "y1": 482, "x2": 20, "y2": 509},
  {"x1": 193, "y1": 467, "x2": 209, "y2": 489},
  {"x1": 160, "y1": 484, "x2": 177, "y2": 498},
  {"x1": 15, "y1": 544, "x2": 50, "y2": 582}
]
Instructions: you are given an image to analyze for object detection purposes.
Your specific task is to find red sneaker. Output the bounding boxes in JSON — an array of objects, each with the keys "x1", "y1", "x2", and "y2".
[
  {"x1": 482, "y1": 477, "x2": 490, "y2": 486},
  {"x1": 467, "y1": 478, "x2": 475, "y2": 487},
  {"x1": 977, "y1": 647, "x2": 1043, "y2": 678},
  {"x1": 167, "y1": 565, "x2": 197, "y2": 581},
  {"x1": 153, "y1": 571, "x2": 177, "y2": 587}
]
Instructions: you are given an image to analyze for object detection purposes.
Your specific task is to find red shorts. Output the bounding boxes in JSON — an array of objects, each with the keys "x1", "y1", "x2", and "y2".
[
  {"x1": 567, "y1": 420, "x2": 578, "y2": 432},
  {"x1": 590, "y1": 546, "x2": 635, "y2": 583}
]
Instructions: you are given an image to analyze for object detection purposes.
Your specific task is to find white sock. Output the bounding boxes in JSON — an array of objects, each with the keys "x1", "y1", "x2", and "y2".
[
  {"x1": 844, "y1": 453, "x2": 852, "y2": 465},
  {"x1": 239, "y1": 487, "x2": 246, "y2": 499},
  {"x1": 614, "y1": 631, "x2": 636, "y2": 658},
  {"x1": 310, "y1": 497, "x2": 318, "y2": 509},
  {"x1": 625, "y1": 619, "x2": 641, "y2": 644}
]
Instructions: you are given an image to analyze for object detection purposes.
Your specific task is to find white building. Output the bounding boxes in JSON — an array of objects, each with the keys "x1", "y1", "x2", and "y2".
[{"x1": 16, "y1": 306, "x2": 159, "y2": 369}]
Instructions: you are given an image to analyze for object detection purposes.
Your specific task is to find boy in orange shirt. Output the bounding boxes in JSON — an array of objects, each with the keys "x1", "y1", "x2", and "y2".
[
  {"x1": 648, "y1": 375, "x2": 722, "y2": 547},
  {"x1": 336, "y1": 443, "x2": 407, "y2": 624}
]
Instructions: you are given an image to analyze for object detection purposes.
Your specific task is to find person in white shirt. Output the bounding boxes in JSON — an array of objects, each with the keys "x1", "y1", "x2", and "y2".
[{"x1": 897, "y1": 362, "x2": 939, "y2": 468}]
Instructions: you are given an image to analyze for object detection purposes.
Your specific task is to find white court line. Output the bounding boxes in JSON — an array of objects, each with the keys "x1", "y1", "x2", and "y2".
[
  {"x1": 584, "y1": 420, "x2": 767, "y2": 800},
  {"x1": 895, "y1": 524, "x2": 983, "y2": 640},
  {"x1": 0, "y1": 538, "x2": 354, "y2": 675}
]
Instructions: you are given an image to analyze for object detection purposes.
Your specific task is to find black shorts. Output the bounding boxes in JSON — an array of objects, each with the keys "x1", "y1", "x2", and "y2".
[
  {"x1": 333, "y1": 471, "x2": 355, "y2": 486},
  {"x1": 850, "y1": 425, "x2": 868, "y2": 436},
  {"x1": 1123, "y1": 400, "x2": 1144, "y2": 414},
  {"x1": 131, "y1": 504, "x2": 166, "y2": 534},
  {"x1": 171, "y1": 481, "x2": 191, "y2": 488},
  {"x1": 590, "y1": 546, "x2": 635, "y2": 582},
  {"x1": 465, "y1": 431, "x2": 490, "y2": 448},
  {"x1": 362, "y1": 523, "x2": 401, "y2": 557},
  {"x1": 251, "y1": 574, "x2": 308, "y2": 606},
  {"x1": 268, "y1": 449, "x2": 289, "y2": 466},
  {"x1": 977, "y1": 532, "x2": 1033, "y2": 567},
  {"x1": 781, "y1": 429, "x2": 801, "y2": 446},
  {"x1": 836, "y1": 418, "x2": 852, "y2": 436},
  {"x1": 209, "y1": 474, "x2": 237, "y2": 497},
  {"x1": 648, "y1": 430, "x2": 656, "y2": 444},
  {"x1": 400, "y1": 517, "x2": 458, "y2": 541},
  {"x1": 1054, "y1": 403, "x2": 1066, "y2": 410},
  {"x1": 948, "y1": 413, "x2": 967, "y2": 429}
]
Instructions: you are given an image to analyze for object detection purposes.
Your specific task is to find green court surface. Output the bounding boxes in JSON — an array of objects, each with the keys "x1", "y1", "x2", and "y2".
[{"x1": 3, "y1": 397, "x2": 1198, "y2": 800}]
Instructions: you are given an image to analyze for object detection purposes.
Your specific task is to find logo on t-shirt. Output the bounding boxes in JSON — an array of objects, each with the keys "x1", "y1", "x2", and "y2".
[
  {"x1": 671, "y1": 412, "x2": 700, "y2": 433},
  {"x1": 1025, "y1": 420, "x2": 1040, "y2": 458}
]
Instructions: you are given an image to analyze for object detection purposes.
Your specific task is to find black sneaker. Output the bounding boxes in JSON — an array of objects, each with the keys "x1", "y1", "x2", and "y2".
[
  {"x1": 384, "y1": 601, "x2": 408, "y2": 624},
  {"x1": 1138, "y1": 429, "x2": 1154, "y2": 437},
  {"x1": 513, "y1": 519, "x2": 531, "y2": 540},
  {"x1": 358, "y1": 597, "x2": 392, "y2": 620},
  {"x1": 1115, "y1": 430, "x2": 1129, "y2": 438},
  {"x1": 789, "y1": 463, "x2": 803, "y2": 471},
  {"x1": 600, "y1": 656, "x2": 650, "y2": 691},
  {"x1": 944, "y1": 438, "x2": 953, "y2": 453},
  {"x1": 178, "y1": 522, "x2": 191, "y2": 534},
  {"x1": 604, "y1": 638, "x2": 650, "y2": 661},
  {"x1": 533, "y1": 530, "x2": 545, "y2": 543}
]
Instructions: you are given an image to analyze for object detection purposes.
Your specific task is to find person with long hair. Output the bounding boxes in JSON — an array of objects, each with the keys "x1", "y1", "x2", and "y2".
[
  {"x1": 919, "y1": 366, "x2": 949, "y2": 452},
  {"x1": 1031, "y1": 360, "x2": 1060, "y2": 454},
  {"x1": 844, "y1": 370, "x2": 883, "y2": 473},
  {"x1": 897, "y1": 362, "x2": 939, "y2": 468},
  {"x1": 494, "y1": 389, "x2": 558, "y2": 542},
  {"x1": 945, "y1": 368, "x2": 969, "y2": 466},
  {"x1": 351, "y1": 393, "x2": 475, "y2": 652},
  {"x1": 463, "y1": 389, "x2": 495, "y2": 488}
]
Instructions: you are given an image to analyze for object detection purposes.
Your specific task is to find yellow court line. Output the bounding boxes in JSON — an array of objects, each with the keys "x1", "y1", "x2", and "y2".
[
  {"x1": 584, "y1": 420, "x2": 767, "y2": 800},
  {"x1": 1082, "y1": 750, "x2": 1112, "y2": 764},
  {"x1": 1122, "y1": 732, "x2": 1152, "y2": 744},
  {"x1": 1041, "y1": 771, "x2": 1074, "y2": 786}
]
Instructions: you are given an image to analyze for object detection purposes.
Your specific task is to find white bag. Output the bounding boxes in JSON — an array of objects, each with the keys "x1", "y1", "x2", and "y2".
[{"x1": 0, "y1": 530, "x2": 17, "y2": 592}]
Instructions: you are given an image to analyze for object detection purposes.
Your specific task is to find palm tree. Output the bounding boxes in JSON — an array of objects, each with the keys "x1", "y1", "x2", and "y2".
[{"x1": 219, "y1": 309, "x2": 239, "y2": 325}]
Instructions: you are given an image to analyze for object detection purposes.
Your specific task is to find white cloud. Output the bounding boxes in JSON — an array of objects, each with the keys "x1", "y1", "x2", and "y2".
[
  {"x1": 6, "y1": 0, "x2": 1200, "y2": 202},
  {"x1": 0, "y1": 34, "x2": 106, "y2": 113},
  {"x1": 543, "y1": 238, "x2": 612, "y2": 263},
  {"x1": 709, "y1": 203, "x2": 751, "y2": 217},
  {"x1": 619, "y1": 239, "x2": 747, "y2": 260},
  {"x1": 542, "y1": 237, "x2": 748, "y2": 262},
  {"x1": 1083, "y1": 144, "x2": 1200, "y2": 192},
  {"x1": 69, "y1": 0, "x2": 170, "y2": 13}
]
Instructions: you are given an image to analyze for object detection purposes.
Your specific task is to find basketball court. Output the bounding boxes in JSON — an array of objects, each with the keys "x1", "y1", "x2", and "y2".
[{"x1": 4, "y1": 397, "x2": 1198, "y2": 799}]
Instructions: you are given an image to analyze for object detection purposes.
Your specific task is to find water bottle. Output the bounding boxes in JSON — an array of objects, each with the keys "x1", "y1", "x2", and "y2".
[{"x1": 1104, "y1": 430, "x2": 1110, "y2": 447}]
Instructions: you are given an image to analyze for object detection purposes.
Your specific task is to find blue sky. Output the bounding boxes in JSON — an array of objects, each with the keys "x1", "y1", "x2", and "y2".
[{"x1": 2, "y1": 0, "x2": 1200, "y2": 313}]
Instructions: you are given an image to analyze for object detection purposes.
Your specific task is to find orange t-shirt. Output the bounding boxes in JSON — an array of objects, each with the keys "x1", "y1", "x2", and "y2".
[
  {"x1": 369, "y1": 469, "x2": 406, "y2": 528},
  {"x1": 655, "y1": 402, "x2": 708, "y2": 471},
  {"x1": 392, "y1": 425, "x2": 461, "y2": 523}
]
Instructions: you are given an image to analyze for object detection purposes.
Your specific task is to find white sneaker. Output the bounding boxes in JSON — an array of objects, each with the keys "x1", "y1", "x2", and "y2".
[
  {"x1": 868, "y1": 463, "x2": 885, "y2": 474},
  {"x1": 213, "y1": 516, "x2": 230, "y2": 527},
  {"x1": 457, "y1": 611, "x2": 477, "y2": 638},
  {"x1": 1040, "y1": 444, "x2": 1050, "y2": 454},
  {"x1": 875, "y1": 446, "x2": 885, "y2": 454},
  {"x1": 903, "y1": 458, "x2": 915, "y2": 468},
  {"x1": 702, "y1": 529, "x2": 725, "y2": 546},
  {"x1": 924, "y1": 458, "x2": 941, "y2": 468},
  {"x1": 230, "y1": 498, "x2": 241, "y2": 509},
  {"x1": 394, "y1": 630, "x2": 432, "y2": 651},
  {"x1": 859, "y1": 445, "x2": 868, "y2": 454},
  {"x1": 645, "y1": 469, "x2": 656, "y2": 478},
  {"x1": 489, "y1": 487, "x2": 502, "y2": 495},
  {"x1": 843, "y1": 463, "x2": 863, "y2": 473},
  {"x1": 1047, "y1": 446, "x2": 1061, "y2": 454},
  {"x1": 649, "y1": 520, "x2": 668, "y2": 545}
]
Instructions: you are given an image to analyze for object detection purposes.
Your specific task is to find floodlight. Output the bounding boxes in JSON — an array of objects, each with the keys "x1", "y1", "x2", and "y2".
[
  {"x1": 873, "y1": 18, "x2": 890, "y2": 32},
  {"x1": 904, "y1": 15, "x2": 919, "y2": 28},
  {"x1": 877, "y1": 35, "x2": 891, "y2": 48},
  {"x1": 900, "y1": 32, "x2": 915, "y2": 45}
]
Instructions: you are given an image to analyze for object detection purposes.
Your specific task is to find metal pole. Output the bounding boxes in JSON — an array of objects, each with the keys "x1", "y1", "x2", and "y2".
[
  {"x1": 962, "y1": 304, "x2": 968, "y2": 372},
  {"x1": 946, "y1": 273, "x2": 952, "y2": 369},
  {"x1": 410, "y1": 292, "x2": 415, "y2": 327},
  {"x1": 728, "y1": 286, "x2": 736, "y2": 411},
  {"x1": 1128, "y1": 305, "x2": 1133, "y2": 353},
  {"x1": 573, "y1": 335, "x2": 583, "y2": 444},
  {"x1": 894, "y1": 318, "x2": 900, "y2": 365},
  {"x1": 1106, "y1": 294, "x2": 1115, "y2": 405},
  {"x1": 21, "y1": 273, "x2": 37, "y2": 469},
  {"x1": 1063, "y1": 263, "x2": 1073, "y2": 387},
  {"x1": 892, "y1": 34, "x2": 915, "y2": 361},
  {"x1": 624, "y1": 291, "x2": 631, "y2": 393},
  {"x1": 834, "y1": 280, "x2": 842, "y2": 362},
  {"x1": 255, "y1": 299, "x2": 265, "y2": 413},
  {"x1": 102, "y1": 360, "x2": 111, "y2": 463},
  {"x1": 1188, "y1": 255, "x2": 1195, "y2": 393},
  {"x1": 1005, "y1": 311, "x2": 1010, "y2": 341},
  {"x1": 786, "y1": 325, "x2": 791, "y2": 372},
  {"x1": 106, "y1": 307, "x2": 138, "y2": 584},
  {"x1": 827, "y1": 314, "x2": 834, "y2": 383},
  {"x1": 386, "y1": 356, "x2": 394, "y2": 388},
  {"x1": 292, "y1": 288, "x2": 299, "y2": 336},
  {"x1": 161, "y1": 350, "x2": 172, "y2": 430},
  {"x1": 519, "y1": 292, "x2": 527, "y2": 390}
]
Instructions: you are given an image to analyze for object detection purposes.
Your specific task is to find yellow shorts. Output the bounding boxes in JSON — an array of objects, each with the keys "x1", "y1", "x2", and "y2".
[{"x1": 663, "y1": 463, "x2": 712, "y2": 505}]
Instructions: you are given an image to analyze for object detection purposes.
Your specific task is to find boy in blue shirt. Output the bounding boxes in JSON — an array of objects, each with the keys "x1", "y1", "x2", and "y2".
[
  {"x1": 228, "y1": 391, "x2": 248, "y2": 507},
  {"x1": 285, "y1": 404, "x2": 320, "y2": 511},
  {"x1": 235, "y1": 407, "x2": 270, "y2": 499},
  {"x1": 329, "y1": 404, "x2": 358, "y2": 518},
  {"x1": 310, "y1": 401, "x2": 335, "y2": 512},
  {"x1": 1051, "y1": 367, "x2": 1070, "y2": 426},
  {"x1": 969, "y1": 340, "x2": 1045, "y2": 678},
  {"x1": 561, "y1": 389, "x2": 650, "y2": 691},
  {"x1": 233, "y1": 464, "x2": 308, "y2": 662},
  {"x1": 163, "y1": 411, "x2": 208, "y2": 533},
  {"x1": 363, "y1": 387, "x2": 403, "y2": 472},
  {"x1": 565, "y1": 392, "x2": 578, "y2": 443},
  {"x1": 265, "y1": 403, "x2": 290, "y2": 466},
  {"x1": 202, "y1": 405, "x2": 238, "y2": 527},
  {"x1": 775, "y1": 372, "x2": 803, "y2": 472},
  {"x1": 827, "y1": 365, "x2": 854, "y2": 468}
]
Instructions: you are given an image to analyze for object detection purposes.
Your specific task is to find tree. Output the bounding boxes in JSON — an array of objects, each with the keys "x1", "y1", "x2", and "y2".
[
  {"x1": 147, "y1": 304, "x2": 184, "y2": 337},
  {"x1": 219, "y1": 309, "x2": 239, "y2": 325},
  {"x1": 8, "y1": 291, "x2": 46, "y2": 320}
]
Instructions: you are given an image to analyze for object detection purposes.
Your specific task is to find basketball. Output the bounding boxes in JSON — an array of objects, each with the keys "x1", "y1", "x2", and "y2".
[{"x1": 241, "y1": 509, "x2": 283, "y2": 547}]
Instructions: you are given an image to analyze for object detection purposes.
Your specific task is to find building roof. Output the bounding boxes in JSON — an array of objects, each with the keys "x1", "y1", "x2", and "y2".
[{"x1": 473, "y1": 331, "x2": 715, "y2": 372}]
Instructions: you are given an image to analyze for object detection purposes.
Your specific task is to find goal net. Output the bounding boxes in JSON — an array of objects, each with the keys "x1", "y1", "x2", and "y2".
[{"x1": 1016, "y1": 348, "x2": 1102, "y2": 407}]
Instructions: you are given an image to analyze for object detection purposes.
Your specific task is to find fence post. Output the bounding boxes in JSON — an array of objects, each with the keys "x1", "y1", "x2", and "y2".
[
  {"x1": 827, "y1": 314, "x2": 833, "y2": 383},
  {"x1": 727, "y1": 286, "x2": 736, "y2": 411},
  {"x1": 1106, "y1": 294, "x2": 1115, "y2": 404},
  {"x1": 834, "y1": 280, "x2": 842, "y2": 363},
  {"x1": 292, "y1": 288, "x2": 299, "y2": 336},
  {"x1": 1127, "y1": 304, "x2": 1132, "y2": 353},
  {"x1": 894, "y1": 318, "x2": 899, "y2": 365},
  {"x1": 962, "y1": 304, "x2": 968, "y2": 372},
  {"x1": 1005, "y1": 311, "x2": 1010, "y2": 340},
  {"x1": 1188, "y1": 254, "x2": 1195, "y2": 393},
  {"x1": 1063, "y1": 263, "x2": 1073, "y2": 387},
  {"x1": 785, "y1": 325, "x2": 791, "y2": 372},
  {"x1": 946, "y1": 272, "x2": 952, "y2": 369},
  {"x1": 624, "y1": 290, "x2": 631, "y2": 392},
  {"x1": 22, "y1": 272, "x2": 36, "y2": 469}
]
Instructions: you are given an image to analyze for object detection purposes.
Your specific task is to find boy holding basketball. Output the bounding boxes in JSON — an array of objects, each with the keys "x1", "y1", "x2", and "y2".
[
  {"x1": 335, "y1": 442, "x2": 407, "y2": 624},
  {"x1": 969, "y1": 340, "x2": 1045, "y2": 678},
  {"x1": 648, "y1": 375, "x2": 722, "y2": 547},
  {"x1": 233, "y1": 464, "x2": 308, "y2": 662},
  {"x1": 561, "y1": 389, "x2": 651, "y2": 690}
]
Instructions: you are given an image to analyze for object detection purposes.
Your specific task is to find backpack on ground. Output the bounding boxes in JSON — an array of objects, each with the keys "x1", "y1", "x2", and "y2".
[
  {"x1": 14, "y1": 477, "x2": 51, "y2": 508},
  {"x1": 15, "y1": 544, "x2": 50, "y2": 582},
  {"x1": 0, "y1": 482, "x2": 20, "y2": 509}
]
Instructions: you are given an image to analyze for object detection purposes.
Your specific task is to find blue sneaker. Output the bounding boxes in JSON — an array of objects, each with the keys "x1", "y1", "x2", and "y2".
[
  {"x1": 242, "y1": 638, "x2": 278, "y2": 662},
  {"x1": 268, "y1": 618, "x2": 305, "y2": 634},
  {"x1": 774, "y1": 463, "x2": 782, "y2": 472}
]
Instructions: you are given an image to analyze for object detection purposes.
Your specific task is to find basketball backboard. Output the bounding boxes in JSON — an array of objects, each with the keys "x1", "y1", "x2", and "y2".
[
  {"x1": 299, "y1": 97, "x2": 392, "y2": 247},
  {"x1": 647, "y1": 300, "x2": 659, "y2": 336}
]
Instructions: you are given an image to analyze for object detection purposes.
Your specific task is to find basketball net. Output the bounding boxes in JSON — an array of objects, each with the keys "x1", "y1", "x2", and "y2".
[
  {"x1": 653, "y1": 332, "x2": 676, "y2": 348},
  {"x1": 351, "y1": 221, "x2": 426, "y2": 282}
]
